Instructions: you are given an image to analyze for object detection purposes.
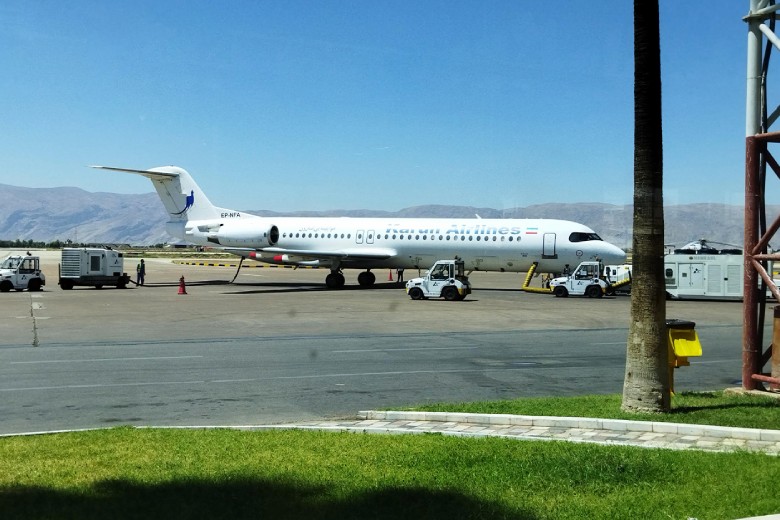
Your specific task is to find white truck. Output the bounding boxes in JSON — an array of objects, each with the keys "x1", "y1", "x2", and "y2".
[
  {"x1": 664, "y1": 250, "x2": 745, "y2": 300},
  {"x1": 59, "y1": 248, "x2": 131, "y2": 290},
  {"x1": 405, "y1": 259, "x2": 472, "y2": 301},
  {"x1": 0, "y1": 254, "x2": 46, "y2": 292},
  {"x1": 549, "y1": 261, "x2": 611, "y2": 298}
]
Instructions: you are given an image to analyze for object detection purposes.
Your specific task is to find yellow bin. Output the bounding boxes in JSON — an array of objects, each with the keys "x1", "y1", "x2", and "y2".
[
  {"x1": 667, "y1": 319, "x2": 702, "y2": 367},
  {"x1": 666, "y1": 319, "x2": 702, "y2": 393}
]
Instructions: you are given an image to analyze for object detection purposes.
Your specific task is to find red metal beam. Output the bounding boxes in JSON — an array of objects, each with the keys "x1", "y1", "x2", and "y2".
[
  {"x1": 744, "y1": 136, "x2": 760, "y2": 390},
  {"x1": 751, "y1": 374, "x2": 780, "y2": 384}
]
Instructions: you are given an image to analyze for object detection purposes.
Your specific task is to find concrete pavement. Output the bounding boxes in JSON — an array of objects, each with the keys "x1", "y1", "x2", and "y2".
[
  {"x1": 256, "y1": 411, "x2": 780, "y2": 455},
  {"x1": 8, "y1": 411, "x2": 780, "y2": 456}
]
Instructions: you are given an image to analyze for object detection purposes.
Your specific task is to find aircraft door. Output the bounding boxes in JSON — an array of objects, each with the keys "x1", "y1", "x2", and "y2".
[
  {"x1": 366, "y1": 230, "x2": 375, "y2": 244},
  {"x1": 542, "y1": 233, "x2": 557, "y2": 259},
  {"x1": 356, "y1": 230, "x2": 364, "y2": 244}
]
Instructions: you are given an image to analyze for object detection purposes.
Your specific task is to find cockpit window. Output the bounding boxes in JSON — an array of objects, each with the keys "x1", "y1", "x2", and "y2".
[{"x1": 569, "y1": 232, "x2": 602, "y2": 242}]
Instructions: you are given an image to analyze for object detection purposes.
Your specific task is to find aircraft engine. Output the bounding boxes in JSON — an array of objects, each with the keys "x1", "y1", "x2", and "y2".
[{"x1": 207, "y1": 222, "x2": 279, "y2": 247}]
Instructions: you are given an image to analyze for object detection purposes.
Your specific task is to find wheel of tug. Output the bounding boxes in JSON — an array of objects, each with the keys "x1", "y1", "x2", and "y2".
[
  {"x1": 325, "y1": 272, "x2": 345, "y2": 289},
  {"x1": 357, "y1": 271, "x2": 376, "y2": 287},
  {"x1": 408, "y1": 287, "x2": 424, "y2": 300},
  {"x1": 553, "y1": 286, "x2": 568, "y2": 298},
  {"x1": 442, "y1": 286, "x2": 458, "y2": 301},
  {"x1": 27, "y1": 279, "x2": 42, "y2": 292},
  {"x1": 585, "y1": 285, "x2": 602, "y2": 298}
]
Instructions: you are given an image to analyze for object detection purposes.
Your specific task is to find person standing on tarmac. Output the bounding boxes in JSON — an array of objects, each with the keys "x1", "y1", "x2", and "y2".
[{"x1": 136, "y1": 259, "x2": 146, "y2": 286}]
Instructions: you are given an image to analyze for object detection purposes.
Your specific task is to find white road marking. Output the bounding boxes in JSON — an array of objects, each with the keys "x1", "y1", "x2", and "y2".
[
  {"x1": 0, "y1": 381, "x2": 204, "y2": 392},
  {"x1": 333, "y1": 346, "x2": 478, "y2": 353},
  {"x1": 9, "y1": 356, "x2": 204, "y2": 365},
  {"x1": 0, "y1": 366, "x2": 550, "y2": 393}
]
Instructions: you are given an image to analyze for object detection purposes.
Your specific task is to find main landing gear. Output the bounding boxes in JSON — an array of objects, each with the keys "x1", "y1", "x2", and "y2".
[
  {"x1": 357, "y1": 270, "x2": 376, "y2": 287},
  {"x1": 325, "y1": 271, "x2": 346, "y2": 289},
  {"x1": 324, "y1": 269, "x2": 377, "y2": 289}
]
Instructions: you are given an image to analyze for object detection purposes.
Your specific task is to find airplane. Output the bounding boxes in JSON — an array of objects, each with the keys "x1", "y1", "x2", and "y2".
[{"x1": 92, "y1": 165, "x2": 627, "y2": 288}]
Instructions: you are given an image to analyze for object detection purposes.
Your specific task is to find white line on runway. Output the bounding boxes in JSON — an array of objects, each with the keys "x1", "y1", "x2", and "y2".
[
  {"x1": 1, "y1": 366, "x2": 543, "y2": 392},
  {"x1": 213, "y1": 367, "x2": 530, "y2": 383},
  {"x1": 0, "y1": 380, "x2": 205, "y2": 392},
  {"x1": 9, "y1": 356, "x2": 204, "y2": 365},
  {"x1": 332, "y1": 346, "x2": 478, "y2": 353}
]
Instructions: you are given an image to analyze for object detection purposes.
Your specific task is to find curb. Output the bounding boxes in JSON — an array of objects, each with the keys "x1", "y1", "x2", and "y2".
[{"x1": 358, "y1": 411, "x2": 780, "y2": 443}]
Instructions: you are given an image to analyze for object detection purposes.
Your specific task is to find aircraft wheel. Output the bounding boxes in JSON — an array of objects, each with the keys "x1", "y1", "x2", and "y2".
[
  {"x1": 357, "y1": 271, "x2": 376, "y2": 287},
  {"x1": 325, "y1": 272, "x2": 345, "y2": 289},
  {"x1": 553, "y1": 286, "x2": 568, "y2": 298},
  {"x1": 408, "y1": 287, "x2": 424, "y2": 300},
  {"x1": 442, "y1": 286, "x2": 458, "y2": 301}
]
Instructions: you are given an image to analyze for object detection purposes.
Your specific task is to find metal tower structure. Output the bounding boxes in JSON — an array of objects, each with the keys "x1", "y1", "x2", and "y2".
[{"x1": 743, "y1": 0, "x2": 780, "y2": 390}]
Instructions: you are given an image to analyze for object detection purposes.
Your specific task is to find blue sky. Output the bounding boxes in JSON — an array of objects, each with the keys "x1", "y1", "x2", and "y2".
[{"x1": 0, "y1": 1, "x2": 754, "y2": 212}]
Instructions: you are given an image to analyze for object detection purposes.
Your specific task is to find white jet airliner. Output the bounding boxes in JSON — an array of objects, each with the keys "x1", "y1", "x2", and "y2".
[{"x1": 93, "y1": 165, "x2": 626, "y2": 288}]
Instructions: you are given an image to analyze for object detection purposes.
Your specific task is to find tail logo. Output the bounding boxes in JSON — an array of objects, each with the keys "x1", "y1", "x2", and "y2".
[{"x1": 172, "y1": 190, "x2": 195, "y2": 215}]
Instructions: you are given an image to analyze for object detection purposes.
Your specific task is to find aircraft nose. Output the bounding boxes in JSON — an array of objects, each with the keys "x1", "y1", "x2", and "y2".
[{"x1": 603, "y1": 243, "x2": 627, "y2": 265}]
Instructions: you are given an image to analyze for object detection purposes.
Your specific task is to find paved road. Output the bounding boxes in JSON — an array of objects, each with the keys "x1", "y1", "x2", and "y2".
[{"x1": 0, "y1": 251, "x2": 758, "y2": 435}]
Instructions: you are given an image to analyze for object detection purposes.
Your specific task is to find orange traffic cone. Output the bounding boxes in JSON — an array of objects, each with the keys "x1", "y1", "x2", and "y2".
[
  {"x1": 178, "y1": 275, "x2": 187, "y2": 295},
  {"x1": 388, "y1": 270, "x2": 394, "y2": 281}
]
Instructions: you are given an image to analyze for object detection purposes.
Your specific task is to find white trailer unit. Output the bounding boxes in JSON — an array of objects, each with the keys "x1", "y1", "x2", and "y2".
[
  {"x1": 59, "y1": 248, "x2": 131, "y2": 289},
  {"x1": 664, "y1": 252, "x2": 745, "y2": 300}
]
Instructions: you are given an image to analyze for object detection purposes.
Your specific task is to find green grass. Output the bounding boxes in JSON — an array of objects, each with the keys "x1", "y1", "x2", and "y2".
[
  {"x1": 2, "y1": 392, "x2": 780, "y2": 520},
  {"x1": 406, "y1": 390, "x2": 780, "y2": 430}
]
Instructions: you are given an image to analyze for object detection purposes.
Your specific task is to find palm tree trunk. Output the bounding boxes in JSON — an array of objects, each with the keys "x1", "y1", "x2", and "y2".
[{"x1": 622, "y1": 0, "x2": 670, "y2": 413}]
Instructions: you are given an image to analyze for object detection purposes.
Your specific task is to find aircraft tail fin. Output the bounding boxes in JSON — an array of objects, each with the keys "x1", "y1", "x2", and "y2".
[{"x1": 92, "y1": 165, "x2": 227, "y2": 221}]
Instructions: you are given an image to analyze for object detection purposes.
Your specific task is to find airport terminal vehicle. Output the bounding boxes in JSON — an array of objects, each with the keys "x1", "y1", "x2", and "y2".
[
  {"x1": 59, "y1": 247, "x2": 131, "y2": 290},
  {"x1": 549, "y1": 261, "x2": 610, "y2": 298},
  {"x1": 93, "y1": 165, "x2": 626, "y2": 288},
  {"x1": 405, "y1": 259, "x2": 471, "y2": 300},
  {"x1": 0, "y1": 254, "x2": 45, "y2": 292}
]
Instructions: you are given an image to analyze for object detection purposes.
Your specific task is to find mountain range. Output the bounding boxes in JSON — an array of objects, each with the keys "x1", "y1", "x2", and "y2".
[{"x1": 0, "y1": 183, "x2": 757, "y2": 250}]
